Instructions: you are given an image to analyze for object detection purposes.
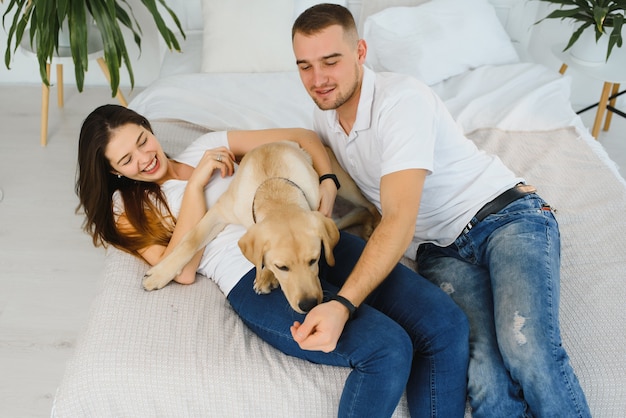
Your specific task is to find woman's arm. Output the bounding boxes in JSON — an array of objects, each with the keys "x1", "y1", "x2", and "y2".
[
  {"x1": 120, "y1": 147, "x2": 236, "y2": 285},
  {"x1": 227, "y1": 128, "x2": 337, "y2": 216}
]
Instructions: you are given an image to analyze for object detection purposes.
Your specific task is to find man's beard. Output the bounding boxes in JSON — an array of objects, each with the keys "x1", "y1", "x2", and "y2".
[{"x1": 313, "y1": 73, "x2": 359, "y2": 111}]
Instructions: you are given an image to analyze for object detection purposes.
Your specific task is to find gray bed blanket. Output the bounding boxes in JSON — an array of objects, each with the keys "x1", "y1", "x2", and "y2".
[{"x1": 52, "y1": 122, "x2": 626, "y2": 417}]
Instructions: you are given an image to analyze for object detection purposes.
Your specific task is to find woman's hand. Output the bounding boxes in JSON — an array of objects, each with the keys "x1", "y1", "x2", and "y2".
[
  {"x1": 318, "y1": 178, "x2": 338, "y2": 218},
  {"x1": 187, "y1": 147, "x2": 236, "y2": 189}
]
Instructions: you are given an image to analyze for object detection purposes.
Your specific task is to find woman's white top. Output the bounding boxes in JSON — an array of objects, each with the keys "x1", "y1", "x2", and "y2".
[{"x1": 114, "y1": 131, "x2": 253, "y2": 295}]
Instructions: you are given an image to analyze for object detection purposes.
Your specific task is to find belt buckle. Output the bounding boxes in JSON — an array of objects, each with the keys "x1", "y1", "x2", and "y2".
[{"x1": 462, "y1": 220, "x2": 475, "y2": 235}]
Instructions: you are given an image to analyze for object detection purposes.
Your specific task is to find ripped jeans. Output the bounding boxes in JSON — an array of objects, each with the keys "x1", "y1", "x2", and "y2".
[{"x1": 416, "y1": 194, "x2": 591, "y2": 418}]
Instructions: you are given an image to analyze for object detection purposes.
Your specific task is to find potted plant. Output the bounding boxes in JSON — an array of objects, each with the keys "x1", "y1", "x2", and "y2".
[
  {"x1": 536, "y1": 0, "x2": 625, "y2": 62},
  {"x1": 1, "y1": 0, "x2": 185, "y2": 97}
]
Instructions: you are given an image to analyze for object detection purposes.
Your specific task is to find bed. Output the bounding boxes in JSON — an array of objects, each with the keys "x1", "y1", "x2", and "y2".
[{"x1": 52, "y1": 0, "x2": 626, "y2": 417}]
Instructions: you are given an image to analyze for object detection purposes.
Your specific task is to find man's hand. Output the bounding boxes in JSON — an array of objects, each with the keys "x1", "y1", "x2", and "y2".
[{"x1": 290, "y1": 300, "x2": 350, "y2": 352}]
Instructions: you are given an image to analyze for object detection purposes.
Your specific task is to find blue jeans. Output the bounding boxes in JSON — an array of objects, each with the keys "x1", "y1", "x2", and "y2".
[
  {"x1": 416, "y1": 194, "x2": 591, "y2": 418},
  {"x1": 227, "y1": 231, "x2": 469, "y2": 418}
]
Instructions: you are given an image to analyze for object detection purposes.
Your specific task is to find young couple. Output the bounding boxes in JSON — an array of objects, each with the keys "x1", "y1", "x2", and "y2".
[{"x1": 77, "y1": 4, "x2": 590, "y2": 418}]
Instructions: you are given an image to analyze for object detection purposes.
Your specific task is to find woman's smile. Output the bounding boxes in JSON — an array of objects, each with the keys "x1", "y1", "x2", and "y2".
[{"x1": 143, "y1": 156, "x2": 159, "y2": 174}]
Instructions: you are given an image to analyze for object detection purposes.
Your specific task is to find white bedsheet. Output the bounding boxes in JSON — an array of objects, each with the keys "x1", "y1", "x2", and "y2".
[
  {"x1": 130, "y1": 71, "x2": 315, "y2": 131},
  {"x1": 131, "y1": 62, "x2": 574, "y2": 132},
  {"x1": 129, "y1": 62, "x2": 625, "y2": 187},
  {"x1": 54, "y1": 61, "x2": 626, "y2": 417}
]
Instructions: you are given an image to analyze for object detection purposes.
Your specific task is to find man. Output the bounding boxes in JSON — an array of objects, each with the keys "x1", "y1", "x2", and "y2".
[{"x1": 290, "y1": 4, "x2": 591, "y2": 418}]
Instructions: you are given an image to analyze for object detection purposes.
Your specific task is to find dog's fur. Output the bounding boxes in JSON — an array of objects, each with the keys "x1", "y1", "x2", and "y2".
[{"x1": 142, "y1": 141, "x2": 380, "y2": 313}]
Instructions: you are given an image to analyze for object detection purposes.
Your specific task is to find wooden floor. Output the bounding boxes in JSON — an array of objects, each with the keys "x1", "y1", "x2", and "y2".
[
  {"x1": 0, "y1": 85, "x2": 139, "y2": 418},
  {"x1": 0, "y1": 84, "x2": 624, "y2": 418}
]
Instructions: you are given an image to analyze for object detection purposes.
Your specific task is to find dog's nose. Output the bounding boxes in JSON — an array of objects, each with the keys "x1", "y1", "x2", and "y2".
[{"x1": 298, "y1": 298, "x2": 319, "y2": 313}]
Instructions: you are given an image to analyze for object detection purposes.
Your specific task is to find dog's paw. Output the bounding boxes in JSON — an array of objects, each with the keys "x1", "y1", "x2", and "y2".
[
  {"x1": 253, "y1": 271, "x2": 279, "y2": 294},
  {"x1": 361, "y1": 222, "x2": 376, "y2": 241},
  {"x1": 362, "y1": 208, "x2": 381, "y2": 240},
  {"x1": 142, "y1": 265, "x2": 176, "y2": 291},
  {"x1": 253, "y1": 280, "x2": 277, "y2": 294}
]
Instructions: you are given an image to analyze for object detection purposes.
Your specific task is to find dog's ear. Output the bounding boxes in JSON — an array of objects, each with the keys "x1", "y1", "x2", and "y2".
[
  {"x1": 238, "y1": 224, "x2": 267, "y2": 281},
  {"x1": 314, "y1": 212, "x2": 340, "y2": 266}
]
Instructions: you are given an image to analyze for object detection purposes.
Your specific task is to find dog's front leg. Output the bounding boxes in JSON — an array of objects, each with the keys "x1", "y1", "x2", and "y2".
[
  {"x1": 253, "y1": 268, "x2": 279, "y2": 294},
  {"x1": 143, "y1": 210, "x2": 227, "y2": 290}
]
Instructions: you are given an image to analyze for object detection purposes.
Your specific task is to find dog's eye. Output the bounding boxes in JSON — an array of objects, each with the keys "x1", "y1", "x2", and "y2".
[
  {"x1": 276, "y1": 265, "x2": 289, "y2": 272},
  {"x1": 308, "y1": 259, "x2": 317, "y2": 266}
]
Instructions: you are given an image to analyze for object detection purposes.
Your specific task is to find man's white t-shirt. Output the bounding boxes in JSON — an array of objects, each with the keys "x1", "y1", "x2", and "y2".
[{"x1": 314, "y1": 67, "x2": 523, "y2": 247}]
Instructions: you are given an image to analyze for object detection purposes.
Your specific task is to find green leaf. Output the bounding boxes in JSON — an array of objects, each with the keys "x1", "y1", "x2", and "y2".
[
  {"x1": 69, "y1": 0, "x2": 88, "y2": 92},
  {"x1": 57, "y1": 0, "x2": 69, "y2": 23},
  {"x1": 156, "y1": 0, "x2": 185, "y2": 42},
  {"x1": 592, "y1": 5, "x2": 609, "y2": 32},
  {"x1": 537, "y1": 0, "x2": 580, "y2": 5},
  {"x1": 536, "y1": 0, "x2": 625, "y2": 60},
  {"x1": 3, "y1": 0, "x2": 29, "y2": 68},
  {"x1": 563, "y1": 21, "x2": 593, "y2": 51},
  {"x1": 88, "y1": 0, "x2": 124, "y2": 94},
  {"x1": 139, "y1": 0, "x2": 183, "y2": 51},
  {"x1": 607, "y1": 13, "x2": 624, "y2": 59},
  {"x1": 113, "y1": 2, "x2": 142, "y2": 50}
]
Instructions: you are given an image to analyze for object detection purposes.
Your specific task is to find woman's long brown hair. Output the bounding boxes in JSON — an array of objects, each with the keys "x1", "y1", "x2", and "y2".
[{"x1": 76, "y1": 104, "x2": 175, "y2": 257}]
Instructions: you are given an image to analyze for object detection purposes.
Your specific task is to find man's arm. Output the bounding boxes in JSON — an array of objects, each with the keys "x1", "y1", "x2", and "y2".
[{"x1": 291, "y1": 168, "x2": 426, "y2": 352}]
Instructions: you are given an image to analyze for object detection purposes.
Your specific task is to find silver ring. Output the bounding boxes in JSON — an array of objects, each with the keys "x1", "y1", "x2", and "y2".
[{"x1": 216, "y1": 154, "x2": 222, "y2": 162}]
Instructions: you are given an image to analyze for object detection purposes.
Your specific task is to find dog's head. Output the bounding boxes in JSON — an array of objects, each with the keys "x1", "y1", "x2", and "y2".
[{"x1": 238, "y1": 211, "x2": 340, "y2": 313}]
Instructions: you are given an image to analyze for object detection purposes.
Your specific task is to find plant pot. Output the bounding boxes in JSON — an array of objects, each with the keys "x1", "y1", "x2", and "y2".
[
  {"x1": 58, "y1": 19, "x2": 100, "y2": 49},
  {"x1": 58, "y1": 20, "x2": 71, "y2": 48},
  {"x1": 569, "y1": 29, "x2": 610, "y2": 66}
]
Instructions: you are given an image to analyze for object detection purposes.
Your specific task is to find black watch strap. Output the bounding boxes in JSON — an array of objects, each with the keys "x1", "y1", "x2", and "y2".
[
  {"x1": 319, "y1": 173, "x2": 341, "y2": 190},
  {"x1": 328, "y1": 294, "x2": 357, "y2": 319}
]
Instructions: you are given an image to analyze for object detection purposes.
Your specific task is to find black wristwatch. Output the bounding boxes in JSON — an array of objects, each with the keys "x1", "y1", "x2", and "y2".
[
  {"x1": 319, "y1": 173, "x2": 341, "y2": 190},
  {"x1": 328, "y1": 294, "x2": 357, "y2": 319}
]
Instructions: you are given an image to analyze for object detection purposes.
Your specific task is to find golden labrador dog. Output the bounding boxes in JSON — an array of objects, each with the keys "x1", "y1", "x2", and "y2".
[{"x1": 142, "y1": 141, "x2": 380, "y2": 313}]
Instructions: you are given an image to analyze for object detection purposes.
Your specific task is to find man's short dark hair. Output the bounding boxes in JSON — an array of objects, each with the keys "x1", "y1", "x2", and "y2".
[{"x1": 292, "y1": 3, "x2": 357, "y2": 40}]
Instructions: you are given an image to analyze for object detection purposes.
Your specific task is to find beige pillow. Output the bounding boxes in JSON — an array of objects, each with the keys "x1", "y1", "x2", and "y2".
[{"x1": 201, "y1": 0, "x2": 295, "y2": 73}]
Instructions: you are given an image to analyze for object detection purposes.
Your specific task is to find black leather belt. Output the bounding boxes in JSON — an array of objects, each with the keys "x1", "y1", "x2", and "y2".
[{"x1": 461, "y1": 183, "x2": 537, "y2": 235}]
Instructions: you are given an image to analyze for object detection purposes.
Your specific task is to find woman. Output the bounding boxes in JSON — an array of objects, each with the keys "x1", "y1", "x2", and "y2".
[{"x1": 76, "y1": 104, "x2": 469, "y2": 418}]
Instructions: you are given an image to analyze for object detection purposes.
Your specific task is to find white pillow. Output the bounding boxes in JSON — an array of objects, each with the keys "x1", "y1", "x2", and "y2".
[
  {"x1": 201, "y1": 0, "x2": 295, "y2": 73},
  {"x1": 363, "y1": 0, "x2": 519, "y2": 85}
]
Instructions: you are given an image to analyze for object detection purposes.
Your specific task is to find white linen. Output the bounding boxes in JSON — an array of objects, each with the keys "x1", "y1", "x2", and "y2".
[
  {"x1": 130, "y1": 71, "x2": 314, "y2": 130},
  {"x1": 51, "y1": 122, "x2": 626, "y2": 418},
  {"x1": 431, "y1": 63, "x2": 580, "y2": 132},
  {"x1": 363, "y1": 0, "x2": 519, "y2": 85},
  {"x1": 131, "y1": 63, "x2": 578, "y2": 134},
  {"x1": 130, "y1": 61, "x2": 626, "y2": 237},
  {"x1": 131, "y1": 62, "x2": 626, "y2": 188}
]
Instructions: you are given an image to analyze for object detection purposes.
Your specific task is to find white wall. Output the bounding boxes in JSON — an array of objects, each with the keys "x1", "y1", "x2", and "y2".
[{"x1": 0, "y1": 1, "x2": 622, "y2": 108}]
